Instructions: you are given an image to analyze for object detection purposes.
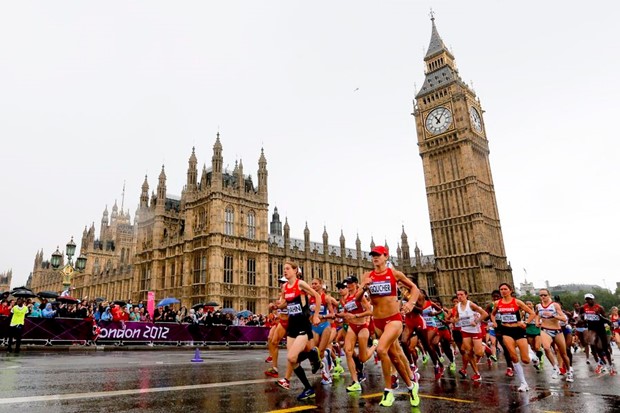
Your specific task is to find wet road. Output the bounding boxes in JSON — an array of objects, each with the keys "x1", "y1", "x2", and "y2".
[{"x1": 1, "y1": 346, "x2": 619, "y2": 412}]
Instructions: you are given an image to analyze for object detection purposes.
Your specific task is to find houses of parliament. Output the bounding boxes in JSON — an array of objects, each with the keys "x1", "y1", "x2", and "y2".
[{"x1": 27, "y1": 18, "x2": 513, "y2": 313}]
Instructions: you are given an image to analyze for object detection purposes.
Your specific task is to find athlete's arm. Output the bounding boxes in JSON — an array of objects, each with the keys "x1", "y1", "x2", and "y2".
[
  {"x1": 299, "y1": 280, "x2": 321, "y2": 325},
  {"x1": 394, "y1": 269, "x2": 419, "y2": 313}
]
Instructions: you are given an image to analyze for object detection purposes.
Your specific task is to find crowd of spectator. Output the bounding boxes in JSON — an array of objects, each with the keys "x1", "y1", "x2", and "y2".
[{"x1": 0, "y1": 297, "x2": 266, "y2": 327}]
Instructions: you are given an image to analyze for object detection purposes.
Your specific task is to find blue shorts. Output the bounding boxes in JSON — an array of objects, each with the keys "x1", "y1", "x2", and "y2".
[
  {"x1": 312, "y1": 321, "x2": 330, "y2": 337},
  {"x1": 489, "y1": 329, "x2": 496, "y2": 337}
]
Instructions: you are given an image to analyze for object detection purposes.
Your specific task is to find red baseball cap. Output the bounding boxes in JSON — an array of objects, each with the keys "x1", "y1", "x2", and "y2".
[{"x1": 369, "y1": 246, "x2": 389, "y2": 256}]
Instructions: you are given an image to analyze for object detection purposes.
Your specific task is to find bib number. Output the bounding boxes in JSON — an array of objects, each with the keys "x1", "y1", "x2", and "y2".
[
  {"x1": 584, "y1": 313, "x2": 600, "y2": 321},
  {"x1": 344, "y1": 301, "x2": 358, "y2": 312},
  {"x1": 368, "y1": 281, "x2": 392, "y2": 296},
  {"x1": 500, "y1": 314, "x2": 517, "y2": 323},
  {"x1": 287, "y1": 303, "x2": 302, "y2": 316}
]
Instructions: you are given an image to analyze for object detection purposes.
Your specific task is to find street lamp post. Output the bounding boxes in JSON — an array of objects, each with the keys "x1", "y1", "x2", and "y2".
[{"x1": 50, "y1": 237, "x2": 87, "y2": 294}]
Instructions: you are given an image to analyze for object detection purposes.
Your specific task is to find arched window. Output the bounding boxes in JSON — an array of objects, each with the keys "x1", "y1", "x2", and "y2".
[
  {"x1": 225, "y1": 207, "x2": 234, "y2": 236},
  {"x1": 93, "y1": 258, "x2": 100, "y2": 275},
  {"x1": 247, "y1": 211, "x2": 256, "y2": 239}
]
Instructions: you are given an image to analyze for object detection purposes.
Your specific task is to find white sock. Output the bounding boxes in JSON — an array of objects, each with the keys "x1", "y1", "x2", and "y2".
[
  {"x1": 528, "y1": 348, "x2": 538, "y2": 362},
  {"x1": 514, "y1": 362, "x2": 526, "y2": 384}
]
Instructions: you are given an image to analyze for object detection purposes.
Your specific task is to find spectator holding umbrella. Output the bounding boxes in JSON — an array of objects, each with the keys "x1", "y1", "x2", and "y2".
[{"x1": 7, "y1": 297, "x2": 28, "y2": 354}]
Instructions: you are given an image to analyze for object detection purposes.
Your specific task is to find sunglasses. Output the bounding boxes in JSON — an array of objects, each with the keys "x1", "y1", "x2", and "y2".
[{"x1": 539, "y1": 294, "x2": 548, "y2": 297}]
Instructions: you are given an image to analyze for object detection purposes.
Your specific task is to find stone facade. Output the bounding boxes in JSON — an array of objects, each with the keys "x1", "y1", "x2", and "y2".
[
  {"x1": 28, "y1": 134, "x2": 435, "y2": 313},
  {"x1": 412, "y1": 17, "x2": 513, "y2": 302},
  {"x1": 0, "y1": 270, "x2": 12, "y2": 292}
]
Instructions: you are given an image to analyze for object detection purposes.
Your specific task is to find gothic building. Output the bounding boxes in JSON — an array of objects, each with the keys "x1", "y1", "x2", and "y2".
[
  {"x1": 413, "y1": 16, "x2": 513, "y2": 301},
  {"x1": 0, "y1": 270, "x2": 12, "y2": 292},
  {"x1": 28, "y1": 134, "x2": 436, "y2": 313}
]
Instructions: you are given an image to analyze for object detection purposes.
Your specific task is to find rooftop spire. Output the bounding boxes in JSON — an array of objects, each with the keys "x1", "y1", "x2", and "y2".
[{"x1": 425, "y1": 11, "x2": 452, "y2": 59}]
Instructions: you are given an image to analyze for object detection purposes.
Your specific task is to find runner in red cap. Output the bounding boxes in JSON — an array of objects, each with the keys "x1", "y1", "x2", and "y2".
[{"x1": 358, "y1": 245, "x2": 421, "y2": 407}]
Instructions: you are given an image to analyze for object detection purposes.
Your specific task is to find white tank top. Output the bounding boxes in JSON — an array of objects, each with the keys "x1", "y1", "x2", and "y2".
[{"x1": 458, "y1": 300, "x2": 481, "y2": 334}]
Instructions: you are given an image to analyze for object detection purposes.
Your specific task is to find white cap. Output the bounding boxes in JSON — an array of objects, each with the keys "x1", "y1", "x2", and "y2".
[
  {"x1": 278, "y1": 276, "x2": 288, "y2": 283},
  {"x1": 584, "y1": 293, "x2": 595, "y2": 299}
]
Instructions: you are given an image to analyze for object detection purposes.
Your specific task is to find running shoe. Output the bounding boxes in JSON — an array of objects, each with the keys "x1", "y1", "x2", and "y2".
[
  {"x1": 411, "y1": 365, "x2": 421, "y2": 382},
  {"x1": 422, "y1": 354, "x2": 429, "y2": 365},
  {"x1": 297, "y1": 387, "x2": 315, "y2": 401},
  {"x1": 372, "y1": 338, "x2": 379, "y2": 347},
  {"x1": 506, "y1": 367, "x2": 514, "y2": 377},
  {"x1": 277, "y1": 378, "x2": 290, "y2": 390},
  {"x1": 325, "y1": 349, "x2": 333, "y2": 371},
  {"x1": 321, "y1": 371, "x2": 332, "y2": 385},
  {"x1": 586, "y1": 359, "x2": 591, "y2": 365},
  {"x1": 449, "y1": 362, "x2": 456, "y2": 373},
  {"x1": 610, "y1": 368, "x2": 617, "y2": 376},
  {"x1": 559, "y1": 366, "x2": 566, "y2": 375},
  {"x1": 566, "y1": 371, "x2": 574, "y2": 382},
  {"x1": 517, "y1": 382, "x2": 530, "y2": 392},
  {"x1": 533, "y1": 361, "x2": 541, "y2": 371},
  {"x1": 539, "y1": 355, "x2": 544, "y2": 367},
  {"x1": 409, "y1": 381, "x2": 420, "y2": 407},
  {"x1": 333, "y1": 364, "x2": 345, "y2": 376},
  {"x1": 346, "y1": 381, "x2": 362, "y2": 392},
  {"x1": 264, "y1": 367, "x2": 279, "y2": 378},
  {"x1": 391, "y1": 374, "x2": 399, "y2": 389},
  {"x1": 439, "y1": 356, "x2": 445, "y2": 363},
  {"x1": 265, "y1": 355, "x2": 273, "y2": 363},
  {"x1": 472, "y1": 373, "x2": 482, "y2": 382},
  {"x1": 490, "y1": 354, "x2": 498, "y2": 362},
  {"x1": 435, "y1": 365, "x2": 445, "y2": 380},
  {"x1": 458, "y1": 368, "x2": 468, "y2": 379},
  {"x1": 379, "y1": 390, "x2": 395, "y2": 407},
  {"x1": 595, "y1": 364, "x2": 603, "y2": 374},
  {"x1": 310, "y1": 347, "x2": 322, "y2": 374},
  {"x1": 551, "y1": 368, "x2": 559, "y2": 379}
]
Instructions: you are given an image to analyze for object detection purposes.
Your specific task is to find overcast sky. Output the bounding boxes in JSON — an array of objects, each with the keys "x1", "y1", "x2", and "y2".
[{"x1": 1, "y1": 2, "x2": 619, "y2": 292}]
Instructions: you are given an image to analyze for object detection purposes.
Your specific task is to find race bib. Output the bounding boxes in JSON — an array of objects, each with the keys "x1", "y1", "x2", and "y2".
[
  {"x1": 423, "y1": 316, "x2": 436, "y2": 326},
  {"x1": 584, "y1": 313, "x2": 600, "y2": 321},
  {"x1": 344, "y1": 301, "x2": 358, "y2": 312},
  {"x1": 613, "y1": 321, "x2": 619, "y2": 329},
  {"x1": 287, "y1": 303, "x2": 302, "y2": 316},
  {"x1": 539, "y1": 309, "x2": 554, "y2": 319},
  {"x1": 368, "y1": 281, "x2": 392, "y2": 296},
  {"x1": 500, "y1": 313, "x2": 518, "y2": 323},
  {"x1": 458, "y1": 316, "x2": 471, "y2": 327}
]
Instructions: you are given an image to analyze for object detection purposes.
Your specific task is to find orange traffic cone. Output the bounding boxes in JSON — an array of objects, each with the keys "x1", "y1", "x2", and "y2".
[{"x1": 191, "y1": 348, "x2": 204, "y2": 362}]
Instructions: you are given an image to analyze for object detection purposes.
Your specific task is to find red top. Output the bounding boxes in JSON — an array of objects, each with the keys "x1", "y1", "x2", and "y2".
[
  {"x1": 343, "y1": 293, "x2": 364, "y2": 315},
  {"x1": 495, "y1": 298, "x2": 521, "y2": 324},
  {"x1": 283, "y1": 279, "x2": 304, "y2": 303},
  {"x1": 367, "y1": 268, "x2": 397, "y2": 297}
]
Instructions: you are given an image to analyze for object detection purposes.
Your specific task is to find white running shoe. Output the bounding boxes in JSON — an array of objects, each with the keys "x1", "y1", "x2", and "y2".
[
  {"x1": 517, "y1": 383, "x2": 530, "y2": 392},
  {"x1": 551, "y1": 368, "x2": 559, "y2": 379},
  {"x1": 566, "y1": 371, "x2": 574, "y2": 382}
]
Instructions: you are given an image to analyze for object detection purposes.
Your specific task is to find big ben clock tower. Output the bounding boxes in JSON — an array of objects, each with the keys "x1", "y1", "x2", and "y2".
[{"x1": 413, "y1": 15, "x2": 513, "y2": 301}]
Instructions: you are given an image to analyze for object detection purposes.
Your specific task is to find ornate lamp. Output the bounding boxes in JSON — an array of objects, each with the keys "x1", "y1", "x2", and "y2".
[{"x1": 51, "y1": 247, "x2": 62, "y2": 269}]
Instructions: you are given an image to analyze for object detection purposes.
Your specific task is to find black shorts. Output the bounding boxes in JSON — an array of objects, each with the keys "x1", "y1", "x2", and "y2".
[
  {"x1": 287, "y1": 316, "x2": 312, "y2": 339},
  {"x1": 499, "y1": 326, "x2": 526, "y2": 341}
]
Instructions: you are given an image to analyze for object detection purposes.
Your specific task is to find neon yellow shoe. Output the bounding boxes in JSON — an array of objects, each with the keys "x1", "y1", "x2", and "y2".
[
  {"x1": 346, "y1": 381, "x2": 362, "y2": 392},
  {"x1": 409, "y1": 381, "x2": 420, "y2": 407},
  {"x1": 379, "y1": 390, "x2": 395, "y2": 407},
  {"x1": 333, "y1": 364, "x2": 345, "y2": 375}
]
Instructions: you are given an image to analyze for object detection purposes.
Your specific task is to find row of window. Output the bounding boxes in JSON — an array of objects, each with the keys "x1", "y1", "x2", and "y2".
[{"x1": 224, "y1": 207, "x2": 256, "y2": 239}]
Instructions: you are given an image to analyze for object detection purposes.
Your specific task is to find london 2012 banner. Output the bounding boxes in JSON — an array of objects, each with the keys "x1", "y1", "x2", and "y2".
[{"x1": 0, "y1": 317, "x2": 269, "y2": 345}]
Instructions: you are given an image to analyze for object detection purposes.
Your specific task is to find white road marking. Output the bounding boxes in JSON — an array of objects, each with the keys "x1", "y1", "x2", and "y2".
[{"x1": 0, "y1": 378, "x2": 272, "y2": 405}]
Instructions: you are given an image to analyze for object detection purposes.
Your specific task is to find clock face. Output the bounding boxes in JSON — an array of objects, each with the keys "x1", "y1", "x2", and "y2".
[
  {"x1": 425, "y1": 107, "x2": 453, "y2": 135},
  {"x1": 469, "y1": 107, "x2": 482, "y2": 132}
]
